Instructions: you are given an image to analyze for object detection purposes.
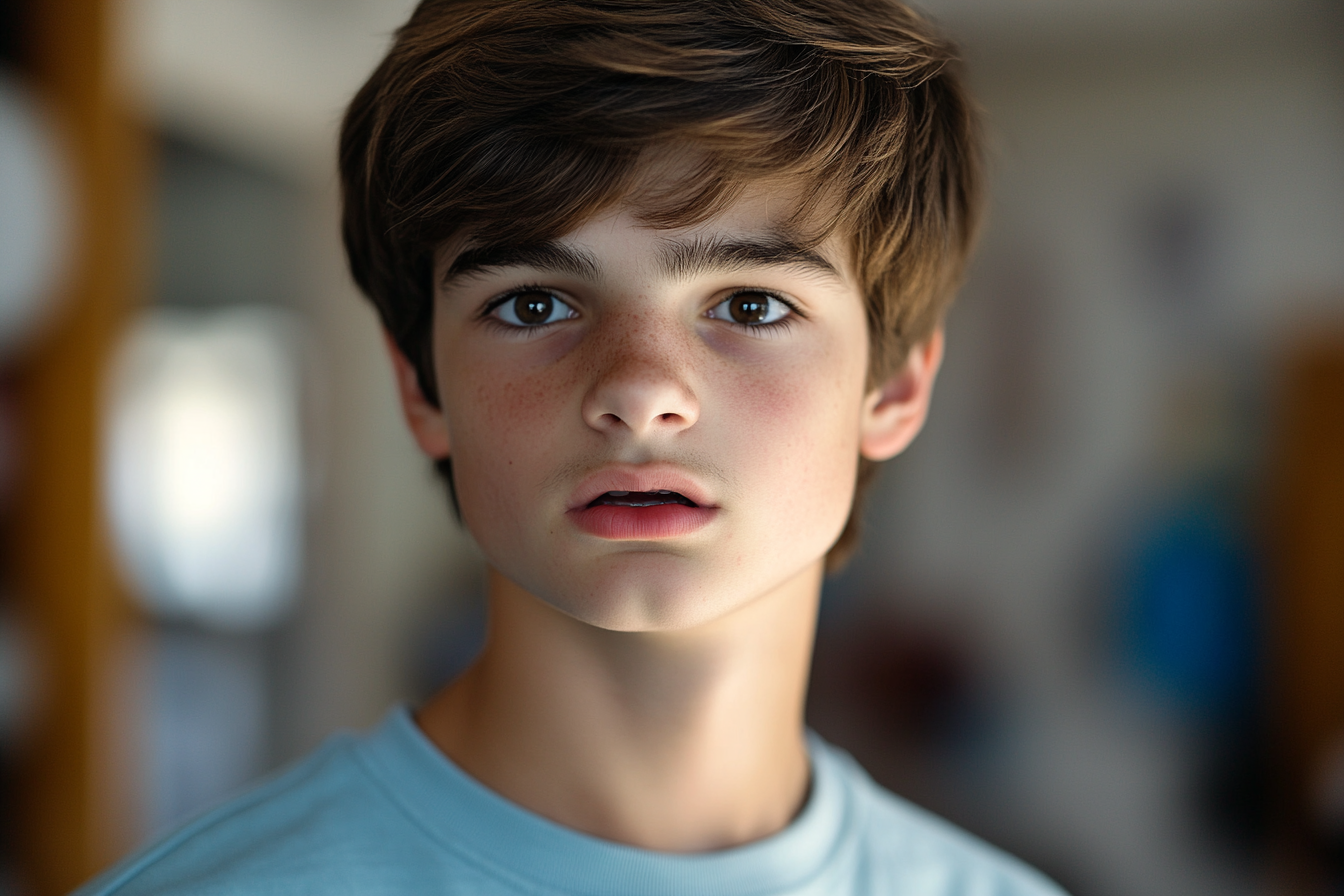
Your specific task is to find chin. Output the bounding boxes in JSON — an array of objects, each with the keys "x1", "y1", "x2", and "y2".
[
  {"x1": 551, "y1": 545, "x2": 829, "y2": 633},
  {"x1": 546, "y1": 555, "x2": 749, "y2": 633}
]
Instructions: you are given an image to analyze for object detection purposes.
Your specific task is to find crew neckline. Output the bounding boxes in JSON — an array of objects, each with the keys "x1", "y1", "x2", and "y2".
[{"x1": 353, "y1": 705, "x2": 858, "y2": 896}]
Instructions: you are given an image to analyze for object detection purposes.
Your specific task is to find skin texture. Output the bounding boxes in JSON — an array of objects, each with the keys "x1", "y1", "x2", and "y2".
[{"x1": 392, "y1": 176, "x2": 944, "y2": 852}]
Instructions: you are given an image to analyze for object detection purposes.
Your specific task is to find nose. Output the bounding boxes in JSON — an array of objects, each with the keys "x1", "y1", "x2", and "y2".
[{"x1": 581, "y1": 318, "x2": 700, "y2": 437}]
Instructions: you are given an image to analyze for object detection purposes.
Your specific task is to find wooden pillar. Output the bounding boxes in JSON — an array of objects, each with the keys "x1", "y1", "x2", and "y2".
[
  {"x1": 13, "y1": 0, "x2": 148, "y2": 891},
  {"x1": 1267, "y1": 330, "x2": 1344, "y2": 877}
]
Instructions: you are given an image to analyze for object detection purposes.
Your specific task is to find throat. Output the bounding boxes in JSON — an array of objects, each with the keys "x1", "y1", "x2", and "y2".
[{"x1": 416, "y1": 567, "x2": 821, "y2": 852}]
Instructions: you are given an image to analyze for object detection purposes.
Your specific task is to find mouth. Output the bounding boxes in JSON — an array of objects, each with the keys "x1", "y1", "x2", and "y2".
[
  {"x1": 568, "y1": 468, "x2": 717, "y2": 540},
  {"x1": 586, "y1": 490, "x2": 698, "y2": 509}
]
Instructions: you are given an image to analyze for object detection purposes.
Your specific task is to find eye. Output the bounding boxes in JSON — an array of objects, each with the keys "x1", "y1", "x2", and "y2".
[
  {"x1": 490, "y1": 289, "x2": 577, "y2": 327},
  {"x1": 707, "y1": 290, "x2": 793, "y2": 326}
]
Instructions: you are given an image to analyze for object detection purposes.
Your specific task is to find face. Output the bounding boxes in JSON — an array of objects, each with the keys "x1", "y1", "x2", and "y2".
[{"x1": 393, "y1": 178, "x2": 940, "y2": 632}]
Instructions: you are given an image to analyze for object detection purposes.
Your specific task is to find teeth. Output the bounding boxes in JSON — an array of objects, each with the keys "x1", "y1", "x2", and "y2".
[
  {"x1": 608, "y1": 490, "x2": 630, "y2": 496},
  {"x1": 657, "y1": 490, "x2": 671, "y2": 495}
]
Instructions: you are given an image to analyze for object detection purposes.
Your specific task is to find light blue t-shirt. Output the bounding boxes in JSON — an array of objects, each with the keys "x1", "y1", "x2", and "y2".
[{"x1": 76, "y1": 706, "x2": 1066, "y2": 895}]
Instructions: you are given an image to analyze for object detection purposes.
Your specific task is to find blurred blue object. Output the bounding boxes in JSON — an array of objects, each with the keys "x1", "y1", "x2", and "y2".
[{"x1": 1119, "y1": 486, "x2": 1259, "y2": 718}]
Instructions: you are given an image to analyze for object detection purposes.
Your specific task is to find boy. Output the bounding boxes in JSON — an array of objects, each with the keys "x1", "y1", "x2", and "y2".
[{"x1": 80, "y1": 0, "x2": 1068, "y2": 893}]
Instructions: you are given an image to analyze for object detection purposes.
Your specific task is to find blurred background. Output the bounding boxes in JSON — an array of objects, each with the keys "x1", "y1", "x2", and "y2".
[{"x1": 0, "y1": 0, "x2": 1341, "y2": 894}]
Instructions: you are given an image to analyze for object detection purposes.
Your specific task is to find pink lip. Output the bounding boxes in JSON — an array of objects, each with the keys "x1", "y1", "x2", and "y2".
[
  {"x1": 567, "y1": 465, "x2": 718, "y2": 540},
  {"x1": 571, "y1": 503, "x2": 717, "y2": 540}
]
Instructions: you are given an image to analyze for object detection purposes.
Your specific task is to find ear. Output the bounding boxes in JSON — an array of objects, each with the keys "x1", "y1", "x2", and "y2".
[
  {"x1": 383, "y1": 330, "x2": 452, "y2": 459},
  {"x1": 859, "y1": 328, "x2": 944, "y2": 461}
]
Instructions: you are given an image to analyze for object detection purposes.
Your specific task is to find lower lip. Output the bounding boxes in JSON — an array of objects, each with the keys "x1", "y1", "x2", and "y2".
[{"x1": 570, "y1": 503, "x2": 717, "y2": 540}]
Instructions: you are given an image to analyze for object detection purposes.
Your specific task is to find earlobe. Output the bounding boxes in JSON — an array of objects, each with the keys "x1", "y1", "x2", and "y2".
[
  {"x1": 383, "y1": 330, "x2": 452, "y2": 459},
  {"x1": 859, "y1": 328, "x2": 944, "y2": 462}
]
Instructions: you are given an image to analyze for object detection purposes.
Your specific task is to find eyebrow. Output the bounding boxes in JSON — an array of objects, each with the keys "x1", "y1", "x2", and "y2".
[
  {"x1": 440, "y1": 231, "x2": 842, "y2": 287},
  {"x1": 658, "y1": 234, "x2": 842, "y2": 282},
  {"x1": 442, "y1": 241, "x2": 602, "y2": 285}
]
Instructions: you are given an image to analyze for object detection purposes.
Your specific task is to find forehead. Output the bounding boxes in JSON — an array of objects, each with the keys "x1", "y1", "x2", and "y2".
[{"x1": 436, "y1": 171, "x2": 855, "y2": 285}]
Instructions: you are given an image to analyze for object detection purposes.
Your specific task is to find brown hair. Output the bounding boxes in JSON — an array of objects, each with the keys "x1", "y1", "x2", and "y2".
[{"x1": 340, "y1": 0, "x2": 983, "y2": 569}]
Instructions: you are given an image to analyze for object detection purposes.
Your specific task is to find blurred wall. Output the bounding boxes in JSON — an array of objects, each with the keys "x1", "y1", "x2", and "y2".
[{"x1": 3, "y1": 0, "x2": 1341, "y2": 894}]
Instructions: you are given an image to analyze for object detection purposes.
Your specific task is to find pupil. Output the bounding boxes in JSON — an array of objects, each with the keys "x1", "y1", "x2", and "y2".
[
  {"x1": 516, "y1": 292, "x2": 553, "y2": 325},
  {"x1": 730, "y1": 293, "x2": 769, "y2": 324}
]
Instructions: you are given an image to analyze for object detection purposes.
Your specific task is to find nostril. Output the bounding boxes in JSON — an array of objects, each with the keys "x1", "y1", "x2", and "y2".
[{"x1": 583, "y1": 378, "x2": 699, "y2": 434}]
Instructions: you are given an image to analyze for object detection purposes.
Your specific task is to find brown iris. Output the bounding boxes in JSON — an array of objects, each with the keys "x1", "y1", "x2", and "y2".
[
  {"x1": 727, "y1": 291, "x2": 771, "y2": 324},
  {"x1": 513, "y1": 291, "x2": 555, "y2": 325}
]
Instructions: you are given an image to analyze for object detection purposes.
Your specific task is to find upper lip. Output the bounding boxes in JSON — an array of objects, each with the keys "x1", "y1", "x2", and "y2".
[{"x1": 568, "y1": 464, "x2": 716, "y2": 511}]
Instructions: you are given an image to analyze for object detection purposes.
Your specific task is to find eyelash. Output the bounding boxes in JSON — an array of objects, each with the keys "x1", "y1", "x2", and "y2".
[{"x1": 477, "y1": 285, "x2": 805, "y2": 336}]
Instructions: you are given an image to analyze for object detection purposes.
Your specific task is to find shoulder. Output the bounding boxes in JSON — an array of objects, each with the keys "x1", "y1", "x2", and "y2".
[
  {"x1": 814, "y1": 739, "x2": 1070, "y2": 896},
  {"x1": 73, "y1": 732, "x2": 455, "y2": 896}
]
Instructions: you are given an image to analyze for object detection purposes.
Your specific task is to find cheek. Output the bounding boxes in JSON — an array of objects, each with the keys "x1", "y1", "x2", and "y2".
[
  {"x1": 441, "y1": 323, "x2": 589, "y2": 442},
  {"x1": 440, "y1": 353, "x2": 580, "y2": 513},
  {"x1": 721, "y1": 328, "x2": 864, "y2": 438},
  {"x1": 473, "y1": 373, "x2": 560, "y2": 436},
  {"x1": 714, "y1": 340, "x2": 866, "y2": 514}
]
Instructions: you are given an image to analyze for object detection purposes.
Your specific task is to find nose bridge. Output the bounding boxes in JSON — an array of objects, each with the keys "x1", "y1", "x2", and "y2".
[
  {"x1": 601, "y1": 305, "x2": 688, "y2": 377},
  {"x1": 582, "y1": 305, "x2": 698, "y2": 435}
]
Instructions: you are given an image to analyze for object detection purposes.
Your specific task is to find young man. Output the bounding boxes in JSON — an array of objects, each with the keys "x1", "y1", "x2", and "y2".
[{"x1": 79, "y1": 1, "x2": 1068, "y2": 893}]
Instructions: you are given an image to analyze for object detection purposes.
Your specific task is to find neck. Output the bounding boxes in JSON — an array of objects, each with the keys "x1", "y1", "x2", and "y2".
[{"x1": 416, "y1": 564, "x2": 821, "y2": 852}]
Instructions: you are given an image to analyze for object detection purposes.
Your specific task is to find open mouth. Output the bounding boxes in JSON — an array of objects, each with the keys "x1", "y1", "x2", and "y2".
[
  {"x1": 568, "y1": 469, "x2": 715, "y2": 540},
  {"x1": 586, "y1": 490, "x2": 699, "y2": 509}
]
